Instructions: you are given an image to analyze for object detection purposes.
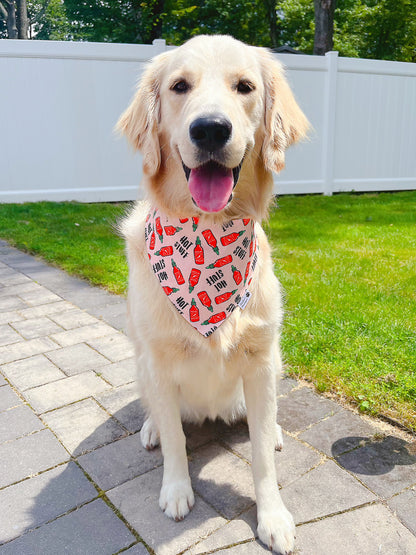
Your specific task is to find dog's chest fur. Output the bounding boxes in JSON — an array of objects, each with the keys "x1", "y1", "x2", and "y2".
[{"x1": 123, "y1": 201, "x2": 283, "y2": 421}]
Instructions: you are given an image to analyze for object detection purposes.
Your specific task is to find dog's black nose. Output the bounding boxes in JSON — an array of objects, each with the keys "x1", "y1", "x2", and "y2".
[{"x1": 189, "y1": 116, "x2": 232, "y2": 151}]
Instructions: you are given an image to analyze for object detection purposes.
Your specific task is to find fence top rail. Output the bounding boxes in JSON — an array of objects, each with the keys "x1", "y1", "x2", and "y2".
[
  {"x1": 0, "y1": 38, "x2": 166, "y2": 62},
  {"x1": 338, "y1": 56, "x2": 416, "y2": 77},
  {"x1": 2, "y1": 39, "x2": 415, "y2": 77},
  {"x1": 275, "y1": 53, "x2": 327, "y2": 72}
]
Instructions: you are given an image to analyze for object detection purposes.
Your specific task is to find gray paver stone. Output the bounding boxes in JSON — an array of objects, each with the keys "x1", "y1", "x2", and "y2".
[
  {"x1": 0, "y1": 296, "x2": 28, "y2": 312},
  {"x1": 299, "y1": 408, "x2": 379, "y2": 457},
  {"x1": 184, "y1": 506, "x2": 258, "y2": 554},
  {"x1": 18, "y1": 287, "x2": 61, "y2": 306},
  {"x1": 42, "y1": 398, "x2": 126, "y2": 456},
  {"x1": 1, "y1": 354, "x2": 65, "y2": 391},
  {"x1": 0, "y1": 385, "x2": 22, "y2": 411},
  {"x1": 388, "y1": 487, "x2": 416, "y2": 535},
  {"x1": 96, "y1": 383, "x2": 145, "y2": 433},
  {"x1": 0, "y1": 337, "x2": 58, "y2": 365},
  {"x1": 189, "y1": 443, "x2": 255, "y2": 519},
  {"x1": 23, "y1": 371, "x2": 111, "y2": 413},
  {"x1": 0, "y1": 462, "x2": 97, "y2": 544},
  {"x1": 50, "y1": 322, "x2": 116, "y2": 347},
  {"x1": 215, "y1": 541, "x2": 270, "y2": 553},
  {"x1": 0, "y1": 310, "x2": 24, "y2": 325},
  {"x1": 108, "y1": 467, "x2": 226, "y2": 555},
  {"x1": 278, "y1": 376, "x2": 298, "y2": 396},
  {"x1": 123, "y1": 544, "x2": 151, "y2": 555},
  {"x1": 10, "y1": 317, "x2": 63, "y2": 340},
  {"x1": 18, "y1": 300, "x2": 75, "y2": 319},
  {"x1": 98, "y1": 357, "x2": 136, "y2": 387},
  {"x1": 90, "y1": 300, "x2": 127, "y2": 331},
  {"x1": 62, "y1": 286, "x2": 122, "y2": 313},
  {"x1": 336, "y1": 435, "x2": 416, "y2": 498},
  {"x1": 45, "y1": 343, "x2": 111, "y2": 376},
  {"x1": 277, "y1": 387, "x2": 342, "y2": 432},
  {"x1": 0, "y1": 429, "x2": 69, "y2": 488},
  {"x1": 87, "y1": 333, "x2": 134, "y2": 362},
  {"x1": 0, "y1": 405, "x2": 44, "y2": 443},
  {"x1": 48, "y1": 308, "x2": 100, "y2": 330},
  {"x1": 0, "y1": 273, "x2": 31, "y2": 287},
  {"x1": 0, "y1": 282, "x2": 41, "y2": 299},
  {"x1": 295, "y1": 503, "x2": 416, "y2": 555},
  {"x1": 280, "y1": 459, "x2": 376, "y2": 524},
  {"x1": 0, "y1": 499, "x2": 135, "y2": 555},
  {"x1": 183, "y1": 420, "x2": 218, "y2": 451},
  {"x1": 78, "y1": 432, "x2": 163, "y2": 491},
  {"x1": 221, "y1": 423, "x2": 322, "y2": 488},
  {"x1": 0, "y1": 324, "x2": 21, "y2": 347}
]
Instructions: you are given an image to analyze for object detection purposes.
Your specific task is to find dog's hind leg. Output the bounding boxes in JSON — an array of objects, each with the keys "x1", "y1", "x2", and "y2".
[
  {"x1": 140, "y1": 416, "x2": 160, "y2": 450},
  {"x1": 275, "y1": 422, "x2": 284, "y2": 452}
]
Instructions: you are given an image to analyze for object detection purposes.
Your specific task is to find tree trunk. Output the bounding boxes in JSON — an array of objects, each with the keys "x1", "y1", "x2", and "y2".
[
  {"x1": 313, "y1": 0, "x2": 336, "y2": 55},
  {"x1": 264, "y1": 0, "x2": 278, "y2": 48},
  {"x1": 16, "y1": 0, "x2": 28, "y2": 39},
  {"x1": 149, "y1": 0, "x2": 164, "y2": 42},
  {"x1": 1, "y1": 0, "x2": 18, "y2": 38}
]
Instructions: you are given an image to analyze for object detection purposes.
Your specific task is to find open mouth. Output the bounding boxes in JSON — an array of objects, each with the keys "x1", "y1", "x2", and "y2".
[{"x1": 182, "y1": 160, "x2": 243, "y2": 213}]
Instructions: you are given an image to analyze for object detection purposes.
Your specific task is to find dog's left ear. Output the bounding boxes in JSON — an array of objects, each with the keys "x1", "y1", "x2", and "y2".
[
  {"x1": 116, "y1": 52, "x2": 170, "y2": 176},
  {"x1": 259, "y1": 49, "x2": 309, "y2": 173}
]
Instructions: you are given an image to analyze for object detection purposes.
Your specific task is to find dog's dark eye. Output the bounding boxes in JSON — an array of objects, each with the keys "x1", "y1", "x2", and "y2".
[
  {"x1": 237, "y1": 80, "x2": 255, "y2": 94},
  {"x1": 171, "y1": 80, "x2": 190, "y2": 94}
]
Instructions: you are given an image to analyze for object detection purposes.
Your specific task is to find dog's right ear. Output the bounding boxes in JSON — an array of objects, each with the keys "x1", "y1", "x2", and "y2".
[{"x1": 116, "y1": 52, "x2": 169, "y2": 176}]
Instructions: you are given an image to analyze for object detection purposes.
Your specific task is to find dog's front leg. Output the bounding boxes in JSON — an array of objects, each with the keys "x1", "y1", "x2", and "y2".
[
  {"x1": 244, "y1": 363, "x2": 295, "y2": 555},
  {"x1": 145, "y1": 372, "x2": 194, "y2": 521}
]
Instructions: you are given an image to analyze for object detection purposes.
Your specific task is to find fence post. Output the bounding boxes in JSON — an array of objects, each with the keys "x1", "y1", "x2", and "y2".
[
  {"x1": 152, "y1": 38, "x2": 167, "y2": 55},
  {"x1": 322, "y1": 51, "x2": 338, "y2": 196}
]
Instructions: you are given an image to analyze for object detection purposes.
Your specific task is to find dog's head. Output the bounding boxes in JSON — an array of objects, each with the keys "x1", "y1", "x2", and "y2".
[{"x1": 117, "y1": 35, "x2": 308, "y2": 220}]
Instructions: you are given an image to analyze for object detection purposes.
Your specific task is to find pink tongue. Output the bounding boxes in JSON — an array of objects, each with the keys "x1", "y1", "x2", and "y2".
[{"x1": 188, "y1": 164, "x2": 234, "y2": 213}]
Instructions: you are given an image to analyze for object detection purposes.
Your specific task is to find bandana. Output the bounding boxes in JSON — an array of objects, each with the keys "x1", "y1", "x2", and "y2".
[{"x1": 145, "y1": 208, "x2": 258, "y2": 337}]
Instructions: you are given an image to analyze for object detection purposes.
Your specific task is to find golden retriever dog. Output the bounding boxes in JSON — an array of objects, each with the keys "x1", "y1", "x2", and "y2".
[{"x1": 118, "y1": 35, "x2": 308, "y2": 554}]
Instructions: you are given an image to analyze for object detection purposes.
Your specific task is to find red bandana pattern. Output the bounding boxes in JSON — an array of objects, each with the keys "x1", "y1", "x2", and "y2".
[{"x1": 145, "y1": 208, "x2": 258, "y2": 337}]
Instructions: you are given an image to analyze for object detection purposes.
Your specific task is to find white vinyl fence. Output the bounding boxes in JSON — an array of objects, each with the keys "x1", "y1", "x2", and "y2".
[{"x1": 1, "y1": 38, "x2": 415, "y2": 203}]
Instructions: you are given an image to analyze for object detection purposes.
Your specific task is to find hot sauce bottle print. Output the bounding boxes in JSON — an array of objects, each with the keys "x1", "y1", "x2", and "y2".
[
  {"x1": 202, "y1": 229, "x2": 219, "y2": 254},
  {"x1": 188, "y1": 268, "x2": 201, "y2": 293},
  {"x1": 194, "y1": 237, "x2": 205, "y2": 265}
]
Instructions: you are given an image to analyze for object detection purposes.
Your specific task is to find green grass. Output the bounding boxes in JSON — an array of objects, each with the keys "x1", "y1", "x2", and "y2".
[
  {"x1": 0, "y1": 193, "x2": 415, "y2": 431},
  {"x1": 0, "y1": 202, "x2": 128, "y2": 294}
]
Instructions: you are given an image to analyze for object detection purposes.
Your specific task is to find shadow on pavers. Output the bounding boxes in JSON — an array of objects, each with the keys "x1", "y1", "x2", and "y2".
[
  {"x1": 333, "y1": 435, "x2": 416, "y2": 475},
  {"x1": 20, "y1": 401, "x2": 262, "y2": 554}
]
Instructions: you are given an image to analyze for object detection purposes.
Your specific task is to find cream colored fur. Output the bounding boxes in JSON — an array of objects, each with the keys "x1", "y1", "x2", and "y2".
[{"x1": 118, "y1": 35, "x2": 308, "y2": 555}]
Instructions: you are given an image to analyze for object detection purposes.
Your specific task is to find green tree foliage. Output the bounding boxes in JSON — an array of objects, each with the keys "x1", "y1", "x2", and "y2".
[
  {"x1": 63, "y1": 0, "x2": 165, "y2": 43},
  {"x1": 28, "y1": 0, "x2": 70, "y2": 40},
  {"x1": 334, "y1": 0, "x2": 416, "y2": 62},
  {"x1": 1, "y1": 0, "x2": 414, "y2": 62},
  {"x1": 163, "y1": 0, "x2": 269, "y2": 46}
]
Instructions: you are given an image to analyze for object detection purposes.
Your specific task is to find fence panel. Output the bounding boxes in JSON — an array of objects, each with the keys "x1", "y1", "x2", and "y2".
[{"x1": 1, "y1": 39, "x2": 415, "y2": 203}]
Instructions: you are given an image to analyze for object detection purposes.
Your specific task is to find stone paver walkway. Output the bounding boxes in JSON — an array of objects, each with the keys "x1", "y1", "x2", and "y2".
[{"x1": 0, "y1": 239, "x2": 415, "y2": 555}]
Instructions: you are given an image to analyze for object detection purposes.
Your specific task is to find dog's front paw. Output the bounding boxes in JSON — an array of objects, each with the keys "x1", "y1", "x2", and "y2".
[
  {"x1": 159, "y1": 479, "x2": 195, "y2": 521},
  {"x1": 257, "y1": 506, "x2": 295, "y2": 554}
]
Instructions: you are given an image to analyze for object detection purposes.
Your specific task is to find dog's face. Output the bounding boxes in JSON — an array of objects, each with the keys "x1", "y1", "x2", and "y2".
[{"x1": 118, "y1": 35, "x2": 308, "y2": 219}]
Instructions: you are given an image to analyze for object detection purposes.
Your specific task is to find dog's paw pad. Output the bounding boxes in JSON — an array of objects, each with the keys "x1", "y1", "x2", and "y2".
[
  {"x1": 140, "y1": 417, "x2": 160, "y2": 450},
  {"x1": 257, "y1": 506, "x2": 295, "y2": 554},
  {"x1": 159, "y1": 480, "x2": 195, "y2": 521}
]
